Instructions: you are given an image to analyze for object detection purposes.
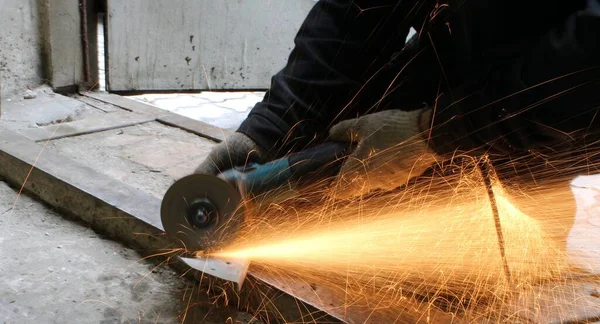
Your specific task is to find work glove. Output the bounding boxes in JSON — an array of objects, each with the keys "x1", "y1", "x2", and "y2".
[
  {"x1": 328, "y1": 107, "x2": 441, "y2": 198},
  {"x1": 194, "y1": 132, "x2": 268, "y2": 175}
]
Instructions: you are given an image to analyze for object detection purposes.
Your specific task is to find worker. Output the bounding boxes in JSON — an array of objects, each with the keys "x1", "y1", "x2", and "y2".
[
  {"x1": 194, "y1": 0, "x2": 599, "y2": 271},
  {"x1": 196, "y1": 0, "x2": 600, "y2": 197}
]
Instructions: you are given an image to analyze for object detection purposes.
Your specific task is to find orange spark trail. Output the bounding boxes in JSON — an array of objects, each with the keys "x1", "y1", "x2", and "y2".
[{"x1": 208, "y1": 157, "x2": 584, "y2": 321}]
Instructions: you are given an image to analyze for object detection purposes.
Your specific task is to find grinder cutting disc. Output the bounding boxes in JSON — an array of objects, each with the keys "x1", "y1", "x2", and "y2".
[{"x1": 161, "y1": 174, "x2": 244, "y2": 252}]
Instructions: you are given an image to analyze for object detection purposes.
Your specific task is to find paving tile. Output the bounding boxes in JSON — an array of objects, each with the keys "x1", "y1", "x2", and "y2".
[{"x1": 128, "y1": 91, "x2": 265, "y2": 130}]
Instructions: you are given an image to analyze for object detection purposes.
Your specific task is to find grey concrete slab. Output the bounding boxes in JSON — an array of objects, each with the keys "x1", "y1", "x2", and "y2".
[
  {"x1": 45, "y1": 121, "x2": 215, "y2": 200},
  {"x1": 0, "y1": 127, "x2": 337, "y2": 324},
  {"x1": 0, "y1": 86, "x2": 104, "y2": 131},
  {"x1": 0, "y1": 128, "x2": 164, "y2": 231},
  {"x1": 0, "y1": 181, "x2": 260, "y2": 324},
  {"x1": 17, "y1": 111, "x2": 158, "y2": 142}
]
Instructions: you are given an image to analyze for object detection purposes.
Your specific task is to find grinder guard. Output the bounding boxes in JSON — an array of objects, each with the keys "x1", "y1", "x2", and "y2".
[
  {"x1": 160, "y1": 141, "x2": 353, "y2": 286},
  {"x1": 161, "y1": 174, "x2": 245, "y2": 252}
]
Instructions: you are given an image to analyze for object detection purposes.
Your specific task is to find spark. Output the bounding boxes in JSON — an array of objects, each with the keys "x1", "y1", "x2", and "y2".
[{"x1": 203, "y1": 155, "x2": 590, "y2": 322}]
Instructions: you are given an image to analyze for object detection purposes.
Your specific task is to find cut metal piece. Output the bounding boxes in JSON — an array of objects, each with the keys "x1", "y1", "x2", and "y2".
[
  {"x1": 180, "y1": 256, "x2": 250, "y2": 290},
  {"x1": 161, "y1": 174, "x2": 245, "y2": 252},
  {"x1": 477, "y1": 157, "x2": 512, "y2": 284}
]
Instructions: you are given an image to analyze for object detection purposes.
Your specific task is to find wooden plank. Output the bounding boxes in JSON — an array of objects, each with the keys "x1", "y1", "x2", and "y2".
[
  {"x1": 80, "y1": 91, "x2": 166, "y2": 115},
  {"x1": 81, "y1": 91, "x2": 229, "y2": 142},
  {"x1": 73, "y1": 94, "x2": 122, "y2": 113},
  {"x1": 157, "y1": 113, "x2": 230, "y2": 142},
  {"x1": 105, "y1": 0, "x2": 315, "y2": 91},
  {"x1": 16, "y1": 112, "x2": 158, "y2": 142}
]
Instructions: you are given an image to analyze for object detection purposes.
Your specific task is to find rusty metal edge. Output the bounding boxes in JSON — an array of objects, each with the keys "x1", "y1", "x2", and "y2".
[
  {"x1": 17, "y1": 113, "x2": 158, "y2": 142},
  {"x1": 0, "y1": 128, "x2": 340, "y2": 323}
]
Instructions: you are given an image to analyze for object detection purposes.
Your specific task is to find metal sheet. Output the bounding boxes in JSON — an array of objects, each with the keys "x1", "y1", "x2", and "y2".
[{"x1": 180, "y1": 256, "x2": 250, "y2": 289}]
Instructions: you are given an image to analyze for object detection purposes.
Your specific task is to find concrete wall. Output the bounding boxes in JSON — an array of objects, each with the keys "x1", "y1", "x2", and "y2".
[
  {"x1": 0, "y1": 0, "x2": 44, "y2": 99},
  {"x1": 0, "y1": 0, "x2": 87, "y2": 101},
  {"x1": 106, "y1": 0, "x2": 315, "y2": 92}
]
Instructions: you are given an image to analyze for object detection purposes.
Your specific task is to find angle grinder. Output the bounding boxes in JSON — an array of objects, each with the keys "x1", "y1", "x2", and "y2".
[{"x1": 160, "y1": 141, "x2": 353, "y2": 286}]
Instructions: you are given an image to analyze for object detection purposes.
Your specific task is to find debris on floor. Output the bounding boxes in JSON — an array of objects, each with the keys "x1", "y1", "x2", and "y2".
[{"x1": 0, "y1": 86, "x2": 104, "y2": 131}]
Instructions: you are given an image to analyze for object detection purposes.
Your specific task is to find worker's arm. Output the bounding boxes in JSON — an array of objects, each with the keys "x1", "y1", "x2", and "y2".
[
  {"x1": 195, "y1": 0, "x2": 427, "y2": 175},
  {"x1": 237, "y1": 0, "x2": 424, "y2": 158},
  {"x1": 429, "y1": 0, "x2": 600, "y2": 157}
]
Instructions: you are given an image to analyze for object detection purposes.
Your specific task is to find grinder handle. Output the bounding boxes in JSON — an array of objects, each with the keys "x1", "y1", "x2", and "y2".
[
  {"x1": 287, "y1": 141, "x2": 353, "y2": 183},
  {"x1": 221, "y1": 141, "x2": 353, "y2": 197}
]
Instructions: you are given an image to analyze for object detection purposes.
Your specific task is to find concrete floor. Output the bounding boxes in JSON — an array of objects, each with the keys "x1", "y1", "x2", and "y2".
[{"x1": 0, "y1": 181, "x2": 260, "y2": 324}]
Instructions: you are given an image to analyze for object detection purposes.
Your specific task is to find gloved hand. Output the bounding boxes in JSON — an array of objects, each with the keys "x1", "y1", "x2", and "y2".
[
  {"x1": 328, "y1": 107, "x2": 441, "y2": 198},
  {"x1": 194, "y1": 132, "x2": 269, "y2": 175}
]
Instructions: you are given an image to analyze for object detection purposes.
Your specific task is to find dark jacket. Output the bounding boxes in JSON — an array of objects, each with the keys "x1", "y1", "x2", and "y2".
[{"x1": 237, "y1": 0, "x2": 600, "y2": 165}]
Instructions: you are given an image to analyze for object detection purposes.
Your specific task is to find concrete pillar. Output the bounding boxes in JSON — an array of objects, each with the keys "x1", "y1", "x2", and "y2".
[{"x1": 38, "y1": 0, "x2": 85, "y2": 92}]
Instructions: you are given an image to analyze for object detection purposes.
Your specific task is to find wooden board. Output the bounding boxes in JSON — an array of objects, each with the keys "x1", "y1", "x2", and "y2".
[
  {"x1": 105, "y1": 0, "x2": 315, "y2": 92},
  {"x1": 80, "y1": 91, "x2": 229, "y2": 142}
]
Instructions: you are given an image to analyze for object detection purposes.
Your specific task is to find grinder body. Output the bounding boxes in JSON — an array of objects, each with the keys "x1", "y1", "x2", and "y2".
[
  {"x1": 161, "y1": 141, "x2": 353, "y2": 253},
  {"x1": 160, "y1": 141, "x2": 352, "y2": 288},
  {"x1": 219, "y1": 141, "x2": 352, "y2": 200}
]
